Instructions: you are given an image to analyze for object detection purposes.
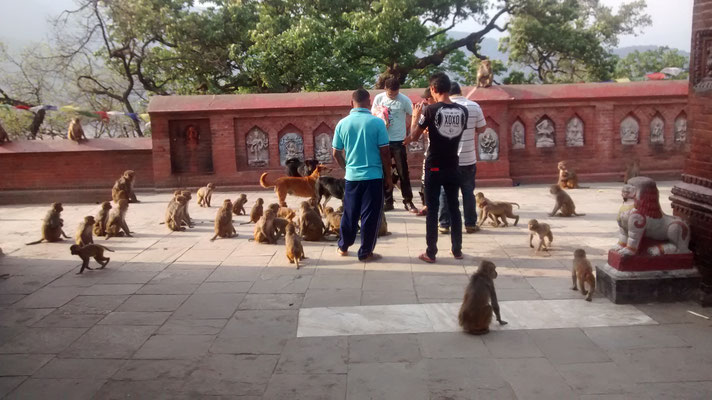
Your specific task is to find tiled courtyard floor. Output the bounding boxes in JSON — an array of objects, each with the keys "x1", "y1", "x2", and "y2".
[{"x1": 0, "y1": 181, "x2": 711, "y2": 399}]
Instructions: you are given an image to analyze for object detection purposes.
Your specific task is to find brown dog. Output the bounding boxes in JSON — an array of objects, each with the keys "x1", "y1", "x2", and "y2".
[{"x1": 260, "y1": 165, "x2": 328, "y2": 207}]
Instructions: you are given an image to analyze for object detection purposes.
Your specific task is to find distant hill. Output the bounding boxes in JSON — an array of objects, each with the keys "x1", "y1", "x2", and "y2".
[{"x1": 612, "y1": 45, "x2": 690, "y2": 58}]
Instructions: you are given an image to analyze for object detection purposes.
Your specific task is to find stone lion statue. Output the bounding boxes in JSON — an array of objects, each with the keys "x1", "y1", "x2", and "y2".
[
  {"x1": 614, "y1": 177, "x2": 691, "y2": 256},
  {"x1": 477, "y1": 59, "x2": 493, "y2": 88}
]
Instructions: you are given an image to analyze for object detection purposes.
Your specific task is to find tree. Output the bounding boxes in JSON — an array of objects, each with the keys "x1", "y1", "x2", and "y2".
[
  {"x1": 463, "y1": 57, "x2": 507, "y2": 86},
  {"x1": 501, "y1": 0, "x2": 651, "y2": 83},
  {"x1": 615, "y1": 47, "x2": 689, "y2": 80}
]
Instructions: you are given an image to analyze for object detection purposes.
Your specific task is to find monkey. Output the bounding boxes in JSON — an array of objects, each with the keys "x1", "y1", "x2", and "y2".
[
  {"x1": 112, "y1": 170, "x2": 138, "y2": 203},
  {"x1": 93, "y1": 201, "x2": 112, "y2": 236},
  {"x1": 571, "y1": 249, "x2": 596, "y2": 302},
  {"x1": 267, "y1": 203, "x2": 280, "y2": 215},
  {"x1": 378, "y1": 209, "x2": 391, "y2": 237},
  {"x1": 458, "y1": 260, "x2": 507, "y2": 335},
  {"x1": 253, "y1": 208, "x2": 278, "y2": 244},
  {"x1": 298, "y1": 201, "x2": 325, "y2": 241},
  {"x1": 308, "y1": 197, "x2": 321, "y2": 218},
  {"x1": 277, "y1": 206, "x2": 296, "y2": 221},
  {"x1": 285, "y1": 222, "x2": 305, "y2": 269},
  {"x1": 549, "y1": 185, "x2": 585, "y2": 217},
  {"x1": 165, "y1": 195, "x2": 187, "y2": 231},
  {"x1": 75, "y1": 216, "x2": 95, "y2": 246},
  {"x1": 557, "y1": 161, "x2": 587, "y2": 189},
  {"x1": 26, "y1": 202, "x2": 70, "y2": 245},
  {"x1": 528, "y1": 219, "x2": 553, "y2": 253},
  {"x1": 273, "y1": 217, "x2": 290, "y2": 238},
  {"x1": 67, "y1": 118, "x2": 87, "y2": 142},
  {"x1": 624, "y1": 158, "x2": 640, "y2": 184},
  {"x1": 196, "y1": 183, "x2": 215, "y2": 207},
  {"x1": 232, "y1": 194, "x2": 248, "y2": 216},
  {"x1": 475, "y1": 192, "x2": 520, "y2": 227},
  {"x1": 105, "y1": 199, "x2": 132, "y2": 239},
  {"x1": 179, "y1": 190, "x2": 194, "y2": 227},
  {"x1": 70, "y1": 244, "x2": 114, "y2": 274},
  {"x1": 476, "y1": 59, "x2": 494, "y2": 88},
  {"x1": 211, "y1": 199, "x2": 237, "y2": 241},
  {"x1": 0, "y1": 121, "x2": 9, "y2": 143},
  {"x1": 323, "y1": 206, "x2": 342, "y2": 236},
  {"x1": 240, "y1": 198, "x2": 264, "y2": 225}
]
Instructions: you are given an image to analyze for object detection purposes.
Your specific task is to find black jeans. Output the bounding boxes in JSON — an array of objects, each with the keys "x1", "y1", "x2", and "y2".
[
  {"x1": 439, "y1": 164, "x2": 477, "y2": 228},
  {"x1": 385, "y1": 141, "x2": 414, "y2": 206},
  {"x1": 424, "y1": 165, "x2": 462, "y2": 259}
]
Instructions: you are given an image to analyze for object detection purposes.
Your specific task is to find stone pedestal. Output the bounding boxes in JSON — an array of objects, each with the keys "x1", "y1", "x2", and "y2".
[{"x1": 596, "y1": 262, "x2": 700, "y2": 304}]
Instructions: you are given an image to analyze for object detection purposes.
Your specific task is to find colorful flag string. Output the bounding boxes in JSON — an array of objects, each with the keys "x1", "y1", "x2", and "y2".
[{"x1": 1, "y1": 103, "x2": 149, "y2": 123}]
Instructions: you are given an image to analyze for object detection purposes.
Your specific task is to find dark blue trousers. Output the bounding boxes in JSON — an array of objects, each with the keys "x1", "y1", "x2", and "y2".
[{"x1": 339, "y1": 178, "x2": 384, "y2": 260}]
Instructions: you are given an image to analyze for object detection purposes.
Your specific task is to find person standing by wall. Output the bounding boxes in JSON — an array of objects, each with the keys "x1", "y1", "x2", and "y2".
[
  {"x1": 333, "y1": 88, "x2": 394, "y2": 262},
  {"x1": 372, "y1": 77, "x2": 417, "y2": 213},
  {"x1": 404, "y1": 73, "x2": 468, "y2": 263},
  {"x1": 417, "y1": 88, "x2": 436, "y2": 217},
  {"x1": 438, "y1": 82, "x2": 487, "y2": 234}
]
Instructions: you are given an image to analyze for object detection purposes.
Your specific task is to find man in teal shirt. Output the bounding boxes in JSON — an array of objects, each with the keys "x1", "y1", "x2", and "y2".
[{"x1": 332, "y1": 88, "x2": 393, "y2": 261}]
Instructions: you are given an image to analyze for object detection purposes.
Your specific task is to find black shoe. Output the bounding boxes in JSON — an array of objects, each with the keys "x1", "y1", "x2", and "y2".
[{"x1": 384, "y1": 203, "x2": 394, "y2": 212}]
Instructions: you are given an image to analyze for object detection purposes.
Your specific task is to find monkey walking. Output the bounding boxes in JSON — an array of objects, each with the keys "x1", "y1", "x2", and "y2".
[
  {"x1": 75, "y1": 216, "x2": 95, "y2": 246},
  {"x1": 528, "y1": 219, "x2": 553, "y2": 253},
  {"x1": 26, "y1": 203, "x2": 70, "y2": 245},
  {"x1": 240, "y1": 198, "x2": 264, "y2": 225},
  {"x1": 459, "y1": 260, "x2": 507, "y2": 335},
  {"x1": 475, "y1": 192, "x2": 520, "y2": 227},
  {"x1": 571, "y1": 249, "x2": 596, "y2": 301},
  {"x1": 549, "y1": 185, "x2": 585, "y2": 217},
  {"x1": 196, "y1": 183, "x2": 215, "y2": 207},
  {"x1": 285, "y1": 222, "x2": 305, "y2": 268},
  {"x1": 70, "y1": 244, "x2": 114, "y2": 274}
]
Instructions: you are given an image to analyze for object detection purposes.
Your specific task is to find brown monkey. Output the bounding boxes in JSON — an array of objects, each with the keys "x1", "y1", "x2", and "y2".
[
  {"x1": 458, "y1": 260, "x2": 507, "y2": 335},
  {"x1": 211, "y1": 199, "x2": 237, "y2": 241},
  {"x1": 93, "y1": 201, "x2": 112, "y2": 236},
  {"x1": 75, "y1": 216, "x2": 95, "y2": 246},
  {"x1": 323, "y1": 206, "x2": 342, "y2": 236},
  {"x1": 67, "y1": 118, "x2": 87, "y2": 142},
  {"x1": 549, "y1": 185, "x2": 585, "y2": 217},
  {"x1": 0, "y1": 121, "x2": 10, "y2": 143},
  {"x1": 277, "y1": 206, "x2": 296, "y2": 221},
  {"x1": 299, "y1": 201, "x2": 325, "y2": 241},
  {"x1": 572, "y1": 249, "x2": 596, "y2": 302},
  {"x1": 106, "y1": 199, "x2": 132, "y2": 239},
  {"x1": 112, "y1": 170, "x2": 138, "y2": 203},
  {"x1": 557, "y1": 161, "x2": 578, "y2": 189},
  {"x1": 179, "y1": 190, "x2": 194, "y2": 227},
  {"x1": 165, "y1": 195, "x2": 187, "y2": 231},
  {"x1": 254, "y1": 208, "x2": 278, "y2": 244},
  {"x1": 285, "y1": 222, "x2": 305, "y2": 269},
  {"x1": 196, "y1": 183, "x2": 215, "y2": 207},
  {"x1": 232, "y1": 194, "x2": 248, "y2": 216},
  {"x1": 476, "y1": 59, "x2": 494, "y2": 88},
  {"x1": 267, "y1": 203, "x2": 280, "y2": 215},
  {"x1": 70, "y1": 244, "x2": 113, "y2": 274},
  {"x1": 273, "y1": 217, "x2": 290, "y2": 238},
  {"x1": 241, "y1": 198, "x2": 264, "y2": 225},
  {"x1": 475, "y1": 192, "x2": 520, "y2": 227},
  {"x1": 528, "y1": 219, "x2": 553, "y2": 252},
  {"x1": 26, "y1": 202, "x2": 70, "y2": 245},
  {"x1": 624, "y1": 158, "x2": 640, "y2": 184},
  {"x1": 378, "y1": 209, "x2": 390, "y2": 237},
  {"x1": 308, "y1": 197, "x2": 322, "y2": 218}
]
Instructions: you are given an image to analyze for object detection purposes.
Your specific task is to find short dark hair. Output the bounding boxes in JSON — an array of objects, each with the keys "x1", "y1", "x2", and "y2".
[
  {"x1": 384, "y1": 77, "x2": 400, "y2": 91},
  {"x1": 352, "y1": 88, "x2": 370, "y2": 104},
  {"x1": 422, "y1": 88, "x2": 432, "y2": 99},
  {"x1": 449, "y1": 81, "x2": 462, "y2": 95},
  {"x1": 429, "y1": 72, "x2": 451, "y2": 94}
]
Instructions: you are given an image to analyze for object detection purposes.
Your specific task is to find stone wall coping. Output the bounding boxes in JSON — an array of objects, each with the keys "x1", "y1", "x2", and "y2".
[{"x1": 0, "y1": 138, "x2": 153, "y2": 154}]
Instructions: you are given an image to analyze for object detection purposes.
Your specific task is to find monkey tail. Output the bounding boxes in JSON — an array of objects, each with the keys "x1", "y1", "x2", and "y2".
[
  {"x1": 259, "y1": 173, "x2": 274, "y2": 189},
  {"x1": 95, "y1": 244, "x2": 115, "y2": 252},
  {"x1": 295, "y1": 257, "x2": 300, "y2": 269},
  {"x1": 574, "y1": 213, "x2": 587, "y2": 217},
  {"x1": 210, "y1": 234, "x2": 218, "y2": 242},
  {"x1": 25, "y1": 239, "x2": 43, "y2": 245}
]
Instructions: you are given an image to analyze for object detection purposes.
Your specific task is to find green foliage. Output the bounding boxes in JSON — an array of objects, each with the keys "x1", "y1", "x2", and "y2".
[
  {"x1": 614, "y1": 47, "x2": 689, "y2": 80},
  {"x1": 463, "y1": 57, "x2": 507, "y2": 85}
]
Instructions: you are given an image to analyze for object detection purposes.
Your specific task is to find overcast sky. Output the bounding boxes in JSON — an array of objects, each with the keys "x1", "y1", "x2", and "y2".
[{"x1": 0, "y1": 0, "x2": 694, "y2": 52}]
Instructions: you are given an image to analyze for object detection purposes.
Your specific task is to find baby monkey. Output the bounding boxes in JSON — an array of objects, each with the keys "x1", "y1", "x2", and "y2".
[
  {"x1": 75, "y1": 216, "x2": 95, "y2": 246},
  {"x1": 232, "y1": 194, "x2": 248, "y2": 216},
  {"x1": 285, "y1": 222, "x2": 305, "y2": 269},
  {"x1": 70, "y1": 244, "x2": 114, "y2": 274},
  {"x1": 571, "y1": 249, "x2": 596, "y2": 301},
  {"x1": 197, "y1": 183, "x2": 215, "y2": 207},
  {"x1": 241, "y1": 198, "x2": 264, "y2": 225},
  {"x1": 459, "y1": 260, "x2": 507, "y2": 335},
  {"x1": 528, "y1": 219, "x2": 553, "y2": 253}
]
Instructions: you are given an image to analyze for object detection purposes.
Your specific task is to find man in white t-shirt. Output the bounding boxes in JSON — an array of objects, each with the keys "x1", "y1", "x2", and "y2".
[
  {"x1": 372, "y1": 77, "x2": 417, "y2": 213},
  {"x1": 438, "y1": 82, "x2": 487, "y2": 234}
]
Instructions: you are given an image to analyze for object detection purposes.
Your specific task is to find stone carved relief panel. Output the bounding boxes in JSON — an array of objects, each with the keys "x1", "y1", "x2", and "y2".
[
  {"x1": 535, "y1": 117, "x2": 555, "y2": 148},
  {"x1": 565, "y1": 116, "x2": 584, "y2": 147},
  {"x1": 511, "y1": 120, "x2": 525, "y2": 149},
  {"x1": 279, "y1": 132, "x2": 304, "y2": 166},
  {"x1": 314, "y1": 132, "x2": 333, "y2": 164},
  {"x1": 675, "y1": 115, "x2": 687, "y2": 143},
  {"x1": 620, "y1": 116, "x2": 639, "y2": 145},
  {"x1": 478, "y1": 128, "x2": 499, "y2": 161},
  {"x1": 246, "y1": 127, "x2": 269, "y2": 167},
  {"x1": 650, "y1": 115, "x2": 665, "y2": 144}
]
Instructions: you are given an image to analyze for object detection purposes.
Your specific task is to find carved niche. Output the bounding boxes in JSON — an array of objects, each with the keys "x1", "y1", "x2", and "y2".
[
  {"x1": 692, "y1": 29, "x2": 712, "y2": 94},
  {"x1": 168, "y1": 119, "x2": 213, "y2": 174},
  {"x1": 565, "y1": 116, "x2": 584, "y2": 147},
  {"x1": 511, "y1": 120, "x2": 525, "y2": 149},
  {"x1": 246, "y1": 127, "x2": 269, "y2": 167},
  {"x1": 649, "y1": 115, "x2": 665, "y2": 144},
  {"x1": 314, "y1": 132, "x2": 333, "y2": 164},
  {"x1": 478, "y1": 128, "x2": 499, "y2": 161},
  {"x1": 620, "y1": 115, "x2": 639, "y2": 145},
  {"x1": 535, "y1": 117, "x2": 555, "y2": 148},
  {"x1": 675, "y1": 114, "x2": 687, "y2": 143},
  {"x1": 279, "y1": 132, "x2": 304, "y2": 166}
]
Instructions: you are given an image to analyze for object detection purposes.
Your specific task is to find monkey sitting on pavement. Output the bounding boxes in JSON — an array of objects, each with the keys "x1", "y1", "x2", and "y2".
[
  {"x1": 557, "y1": 161, "x2": 586, "y2": 189},
  {"x1": 179, "y1": 191, "x2": 194, "y2": 227},
  {"x1": 106, "y1": 199, "x2": 132, "y2": 239},
  {"x1": 324, "y1": 206, "x2": 342, "y2": 236},
  {"x1": 93, "y1": 201, "x2": 112, "y2": 236},
  {"x1": 165, "y1": 195, "x2": 187, "y2": 231},
  {"x1": 572, "y1": 249, "x2": 596, "y2": 301},
  {"x1": 232, "y1": 194, "x2": 248, "y2": 216},
  {"x1": 528, "y1": 219, "x2": 553, "y2": 253},
  {"x1": 211, "y1": 199, "x2": 237, "y2": 241},
  {"x1": 112, "y1": 170, "x2": 139, "y2": 203},
  {"x1": 285, "y1": 222, "x2": 305, "y2": 269},
  {"x1": 240, "y1": 198, "x2": 264, "y2": 225},
  {"x1": 549, "y1": 185, "x2": 585, "y2": 217},
  {"x1": 254, "y1": 208, "x2": 278, "y2": 244},
  {"x1": 70, "y1": 244, "x2": 114, "y2": 274},
  {"x1": 197, "y1": 183, "x2": 215, "y2": 207},
  {"x1": 459, "y1": 260, "x2": 507, "y2": 335},
  {"x1": 475, "y1": 192, "x2": 520, "y2": 227},
  {"x1": 299, "y1": 201, "x2": 325, "y2": 241},
  {"x1": 26, "y1": 202, "x2": 70, "y2": 245},
  {"x1": 75, "y1": 216, "x2": 95, "y2": 246}
]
